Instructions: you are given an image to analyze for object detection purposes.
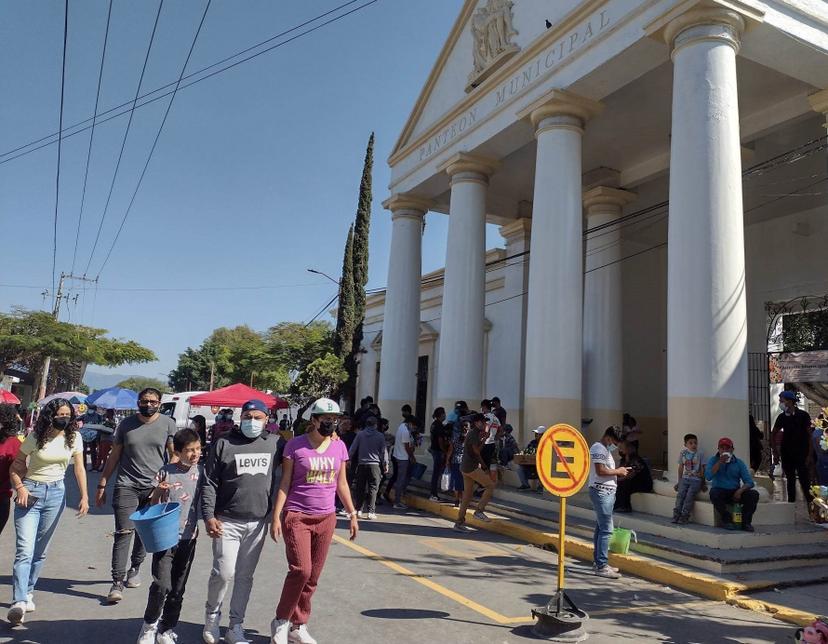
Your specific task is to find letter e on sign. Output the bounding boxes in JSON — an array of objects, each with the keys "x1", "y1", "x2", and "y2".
[{"x1": 535, "y1": 424, "x2": 590, "y2": 497}]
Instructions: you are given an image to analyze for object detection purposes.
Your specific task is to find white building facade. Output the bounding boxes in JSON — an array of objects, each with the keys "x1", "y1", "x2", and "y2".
[{"x1": 359, "y1": 0, "x2": 828, "y2": 471}]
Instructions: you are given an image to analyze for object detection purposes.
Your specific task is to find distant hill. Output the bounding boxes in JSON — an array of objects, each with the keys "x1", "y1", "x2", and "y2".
[{"x1": 84, "y1": 371, "x2": 138, "y2": 392}]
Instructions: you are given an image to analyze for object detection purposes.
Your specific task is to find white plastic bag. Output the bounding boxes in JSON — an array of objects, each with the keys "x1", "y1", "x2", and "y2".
[{"x1": 440, "y1": 469, "x2": 451, "y2": 492}]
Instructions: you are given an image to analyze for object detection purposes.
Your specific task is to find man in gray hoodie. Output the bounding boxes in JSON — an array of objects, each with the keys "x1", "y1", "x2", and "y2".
[
  {"x1": 349, "y1": 415, "x2": 388, "y2": 520},
  {"x1": 200, "y1": 399, "x2": 280, "y2": 644}
]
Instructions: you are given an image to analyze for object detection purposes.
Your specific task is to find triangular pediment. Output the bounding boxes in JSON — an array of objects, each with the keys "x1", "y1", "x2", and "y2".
[{"x1": 392, "y1": 0, "x2": 582, "y2": 158}]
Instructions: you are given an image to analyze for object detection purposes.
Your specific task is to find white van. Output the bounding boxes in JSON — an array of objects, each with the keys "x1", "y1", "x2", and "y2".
[{"x1": 160, "y1": 391, "x2": 210, "y2": 430}]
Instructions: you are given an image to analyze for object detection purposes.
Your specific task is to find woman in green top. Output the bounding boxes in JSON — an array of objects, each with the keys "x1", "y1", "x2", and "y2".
[{"x1": 7, "y1": 398, "x2": 88, "y2": 626}]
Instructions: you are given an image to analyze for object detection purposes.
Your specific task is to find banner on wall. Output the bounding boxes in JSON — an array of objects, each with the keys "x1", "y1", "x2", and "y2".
[{"x1": 769, "y1": 350, "x2": 828, "y2": 383}]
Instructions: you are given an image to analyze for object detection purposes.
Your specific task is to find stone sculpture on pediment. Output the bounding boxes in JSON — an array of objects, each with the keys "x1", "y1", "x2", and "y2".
[{"x1": 468, "y1": 0, "x2": 520, "y2": 91}]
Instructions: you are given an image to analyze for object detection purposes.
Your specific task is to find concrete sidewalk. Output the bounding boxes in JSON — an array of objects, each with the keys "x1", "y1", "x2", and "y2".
[{"x1": 402, "y1": 489, "x2": 828, "y2": 628}]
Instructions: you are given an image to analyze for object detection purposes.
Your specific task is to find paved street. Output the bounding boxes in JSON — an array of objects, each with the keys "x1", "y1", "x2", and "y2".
[{"x1": 0, "y1": 471, "x2": 797, "y2": 643}]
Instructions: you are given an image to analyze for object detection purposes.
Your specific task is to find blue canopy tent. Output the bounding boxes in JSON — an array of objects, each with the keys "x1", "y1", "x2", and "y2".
[{"x1": 86, "y1": 387, "x2": 138, "y2": 410}]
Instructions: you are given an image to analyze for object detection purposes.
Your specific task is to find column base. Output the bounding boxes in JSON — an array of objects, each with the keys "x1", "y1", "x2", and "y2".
[
  {"x1": 581, "y1": 407, "x2": 623, "y2": 446},
  {"x1": 378, "y1": 399, "x2": 414, "y2": 424},
  {"x1": 667, "y1": 396, "x2": 748, "y2": 481},
  {"x1": 524, "y1": 397, "x2": 581, "y2": 434}
]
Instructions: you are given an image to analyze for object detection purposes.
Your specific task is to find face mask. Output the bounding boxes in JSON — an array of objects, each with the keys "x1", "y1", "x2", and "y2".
[
  {"x1": 608, "y1": 443, "x2": 618, "y2": 452},
  {"x1": 138, "y1": 405, "x2": 157, "y2": 417},
  {"x1": 53, "y1": 417, "x2": 70, "y2": 430},
  {"x1": 318, "y1": 420, "x2": 336, "y2": 437},
  {"x1": 240, "y1": 418, "x2": 265, "y2": 439}
]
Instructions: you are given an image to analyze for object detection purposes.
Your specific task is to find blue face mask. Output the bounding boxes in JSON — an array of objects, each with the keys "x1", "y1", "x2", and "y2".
[{"x1": 240, "y1": 418, "x2": 264, "y2": 439}]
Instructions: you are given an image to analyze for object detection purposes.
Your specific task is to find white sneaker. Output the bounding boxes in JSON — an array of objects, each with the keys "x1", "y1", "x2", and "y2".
[
  {"x1": 271, "y1": 618, "x2": 291, "y2": 644},
  {"x1": 226, "y1": 623, "x2": 251, "y2": 644},
  {"x1": 7, "y1": 601, "x2": 25, "y2": 626},
  {"x1": 429, "y1": 495, "x2": 440, "y2": 501},
  {"x1": 25, "y1": 593, "x2": 35, "y2": 613},
  {"x1": 367, "y1": 512, "x2": 378, "y2": 520},
  {"x1": 288, "y1": 624, "x2": 318, "y2": 644},
  {"x1": 473, "y1": 510, "x2": 491, "y2": 522},
  {"x1": 156, "y1": 630, "x2": 178, "y2": 644},
  {"x1": 125, "y1": 566, "x2": 142, "y2": 588},
  {"x1": 202, "y1": 611, "x2": 221, "y2": 644},
  {"x1": 357, "y1": 510, "x2": 364, "y2": 519},
  {"x1": 453, "y1": 522, "x2": 472, "y2": 533},
  {"x1": 594, "y1": 565, "x2": 622, "y2": 579},
  {"x1": 137, "y1": 621, "x2": 158, "y2": 644}
]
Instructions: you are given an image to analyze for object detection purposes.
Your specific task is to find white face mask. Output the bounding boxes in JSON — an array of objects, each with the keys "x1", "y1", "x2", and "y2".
[
  {"x1": 608, "y1": 443, "x2": 619, "y2": 452},
  {"x1": 240, "y1": 418, "x2": 265, "y2": 439}
]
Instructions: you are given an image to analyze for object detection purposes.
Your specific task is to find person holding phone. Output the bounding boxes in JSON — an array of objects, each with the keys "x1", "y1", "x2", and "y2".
[{"x1": 7, "y1": 398, "x2": 88, "y2": 626}]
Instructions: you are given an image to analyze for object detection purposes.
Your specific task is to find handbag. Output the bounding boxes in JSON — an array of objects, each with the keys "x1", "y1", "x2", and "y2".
[{"x1": 440, "y1": 469, "x2": 452, "y2": 492}]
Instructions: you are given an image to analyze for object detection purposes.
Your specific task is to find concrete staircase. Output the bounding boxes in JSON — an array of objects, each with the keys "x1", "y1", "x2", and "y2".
[{"x1": 408, "y1": 476, "x2": 828, "y2": 584}]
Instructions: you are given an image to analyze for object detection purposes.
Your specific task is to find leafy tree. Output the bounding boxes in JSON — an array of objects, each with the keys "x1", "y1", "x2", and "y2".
[
  {"x1": 0, "y1": 308, "x2": 155, "y2": 394},
  {"x1": 343, "y1": 133, "x2": 373, "y2": 411},
  {"x1": 116, "y1": 376, "x2": 170, "y2": 393},
  {"x1": 290, "y1": 352, "x2": 348, "y2": 426}
]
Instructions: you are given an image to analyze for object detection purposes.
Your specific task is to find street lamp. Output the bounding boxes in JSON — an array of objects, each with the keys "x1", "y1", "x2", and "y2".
[{"x1": 307, "y1": 268, "x2": 340, "y2": 286}]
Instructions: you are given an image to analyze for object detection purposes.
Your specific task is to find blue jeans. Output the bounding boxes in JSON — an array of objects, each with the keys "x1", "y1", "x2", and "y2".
[
  {"x1": 589, "y1": 486, "x2": 615, "y2": 568},
  {"x1": 13, "y1": 479, "x2": 66, "y2": 602},
  {"x1": 673, "y1": 477, "x2": 702, "y2": 519}
]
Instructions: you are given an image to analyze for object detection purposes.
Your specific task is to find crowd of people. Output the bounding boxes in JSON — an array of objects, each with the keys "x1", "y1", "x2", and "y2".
[{"x1": 1, "y1": 383, "x2": 827, "y2": 641}]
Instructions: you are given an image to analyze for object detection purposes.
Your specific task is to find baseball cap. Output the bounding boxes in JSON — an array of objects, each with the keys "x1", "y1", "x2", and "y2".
[
  {"x1": 780, "y1": 391, "x2": 797, "y2": 401},
  {"x1": 241, "y1": 399, "x2": 269, "y2": 414},
  {"x1": 533, "y1": 425, "x2": 547, "y2": 434},
  {"x1": 718, "y1": 437, "x2": 734, "y2": 449}
]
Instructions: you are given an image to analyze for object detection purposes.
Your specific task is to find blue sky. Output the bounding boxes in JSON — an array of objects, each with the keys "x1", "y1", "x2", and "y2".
[{"x1": 1, "y1": 0, "x2": 503, "y2": 380}]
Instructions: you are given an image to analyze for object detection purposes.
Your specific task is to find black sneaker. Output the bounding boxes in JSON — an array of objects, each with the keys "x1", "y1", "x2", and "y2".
[
  {"x1": 742, "y1": 523, "x2": 755, "y2": 532},
  {"x1": 107, "y1": 581, "x2": 124, "y2": 603},
  {"x1": 516, "y1": 485, "x2": 530, "y2": 491}
]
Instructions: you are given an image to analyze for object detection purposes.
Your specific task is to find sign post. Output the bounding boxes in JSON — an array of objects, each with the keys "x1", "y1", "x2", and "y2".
[{"x1": 532, "y1": 423, "x2": 591, "y2": 642}]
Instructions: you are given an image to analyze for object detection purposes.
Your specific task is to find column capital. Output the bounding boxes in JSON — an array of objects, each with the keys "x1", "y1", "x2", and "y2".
[
  {"x1": 519, "y1": 89, "x2": 603, "y2": 134},
  {"x1": 382, "y1": 193, "x2": 432, "y2": 218},
  {"x1": 662, "y1": 5, "x2": 746, "y2": 56},
  {"x1": 498, "y1": 218, "x2": 532, "y2": 242},
  {"x1": 583, "y1": 186, "x2": 636, "y2": 217},
  {"x1": 808, "y1": 88, "x2": 828, "y2": 129},
  {"x1": 438, "y1": 152, "x2": 499, "y2": 182}
]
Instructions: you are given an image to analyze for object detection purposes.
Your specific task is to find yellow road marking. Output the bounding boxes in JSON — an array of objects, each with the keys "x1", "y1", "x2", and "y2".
[
  {"x1": 332, "y1": 534, "x2": 535, "y2": 625},
  {"x1": 418, "y1": 537, "x2": 505, "y2": 560}
]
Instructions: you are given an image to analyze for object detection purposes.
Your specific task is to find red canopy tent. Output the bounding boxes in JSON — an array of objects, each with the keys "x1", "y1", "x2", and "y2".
[{"x1": 188, "y1": 383, "x2": 288, "y2": 409}]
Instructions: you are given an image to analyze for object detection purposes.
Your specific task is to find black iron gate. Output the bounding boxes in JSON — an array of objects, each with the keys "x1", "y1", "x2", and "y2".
[{"x1": 748, "y1": 352, "x2": 770, "y2": 430}]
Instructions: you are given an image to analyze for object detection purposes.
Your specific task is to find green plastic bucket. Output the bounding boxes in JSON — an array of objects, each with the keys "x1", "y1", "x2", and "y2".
[{"x1": 608, "y1": 527, "x2": 637, "y2": 555}]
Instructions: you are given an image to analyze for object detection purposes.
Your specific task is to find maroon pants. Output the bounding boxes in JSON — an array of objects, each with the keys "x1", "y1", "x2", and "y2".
[{"x1": 276, "y1": 511, "x2": 336, "y2": 625}]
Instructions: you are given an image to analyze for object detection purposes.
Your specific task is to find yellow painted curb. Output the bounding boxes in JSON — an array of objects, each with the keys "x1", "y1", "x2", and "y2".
[{"x1": 404, "y1": 494, "x2": 818, "y2": 627}]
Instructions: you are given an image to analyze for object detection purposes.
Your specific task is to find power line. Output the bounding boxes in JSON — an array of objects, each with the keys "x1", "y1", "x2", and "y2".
[
  {"x1": 305, "y1": 292, "x2": 340, "y2": 327},
  {"x1": 0, "y1": 282, "x2": 326, "y2": 292},
  {"x1": 70, "y1": 0, "x2": 113, "y2": 275},
  {"x1": 52, "y1": 0, "x2": 69, "y2": 308},
  {"x1": 94, "y1": 0, "x2": 212, "y2": 279},
  {"x1": 83, "y1": 0, "x2": 165, "y2": 276},
  {"x1": 0, "y1": 0, "x2": 378, "y2": 167}
]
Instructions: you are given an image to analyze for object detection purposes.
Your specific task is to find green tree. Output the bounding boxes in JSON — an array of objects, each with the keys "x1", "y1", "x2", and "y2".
[
  {"x1": 116, "y1": 376, "x2": 170, "y2": 393},
  {"x1": 333, "y1": 224, "x2": 355, "y2": 358},
  {"x1": 343, "y1": 132, "x2": 373, "y2": 411},
  {"x1": 0, "y1": 308, "x2": 155, "y2": 395}
]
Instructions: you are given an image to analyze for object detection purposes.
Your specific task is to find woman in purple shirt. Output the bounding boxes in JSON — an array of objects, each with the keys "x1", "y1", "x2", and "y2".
[{"x1": 270, "y1": 398, "x2": 358, "y2": 644}]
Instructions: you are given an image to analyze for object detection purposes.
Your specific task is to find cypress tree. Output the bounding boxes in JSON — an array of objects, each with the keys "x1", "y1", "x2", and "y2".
[
  {"x1": 333, "y1": 225, "x2": 355, "y2": 358},
  {"x1": 344, "y1": 133, "x2": 374, "y2": 411}
]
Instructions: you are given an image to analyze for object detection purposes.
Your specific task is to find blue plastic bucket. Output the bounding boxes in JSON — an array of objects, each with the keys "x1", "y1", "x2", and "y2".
[{"x1": 129, "y1": 502, "x2": 181, "y2": 553}]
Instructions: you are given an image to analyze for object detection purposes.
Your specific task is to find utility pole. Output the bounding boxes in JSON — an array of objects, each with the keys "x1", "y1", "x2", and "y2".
[{"x1": 37, "y1": 272, "x2": 98, "y2": 400}]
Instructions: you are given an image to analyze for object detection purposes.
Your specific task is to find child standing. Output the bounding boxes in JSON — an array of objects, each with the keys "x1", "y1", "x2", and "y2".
[
  {"x1": 672, "y1": 433, "x2": 705, "y2": 524},
  {"x1": 137, "y1": 428, "x2": 203, "y2": 644}
]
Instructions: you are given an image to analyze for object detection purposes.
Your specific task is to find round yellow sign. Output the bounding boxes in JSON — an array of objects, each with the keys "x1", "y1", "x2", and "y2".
[{"x1": 536, "y1": 423, "x2": 591, "y2": 497}]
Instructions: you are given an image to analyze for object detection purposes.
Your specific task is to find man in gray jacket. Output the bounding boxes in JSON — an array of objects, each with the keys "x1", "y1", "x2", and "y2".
[
  {"x1": 349, "y1": 415, "x2": 388, "y2": 520},
  {"x1": 200, "y1": 399, "x2": 280, "y2": 644}
]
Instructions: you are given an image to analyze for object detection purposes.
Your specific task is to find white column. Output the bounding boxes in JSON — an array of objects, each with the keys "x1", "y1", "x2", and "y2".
[
  {"x1": 522, "y1": 90, "x2": 602, "y2": 431},
  {"x1": 435, "y1": 153, "x2": 498, "y2": 410},
  {"x1": 377, "y1": 195, "x2": 431, "y2": 416},
  {"x1": 665, "y1": 8, "x2": 748, "y2": 474},
  {"x1": 582, "y1": 187, "x2": 635, "y2": 444},
  {"x1": 498, "y1": 219, "x2": 531, "y2": 443}
]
